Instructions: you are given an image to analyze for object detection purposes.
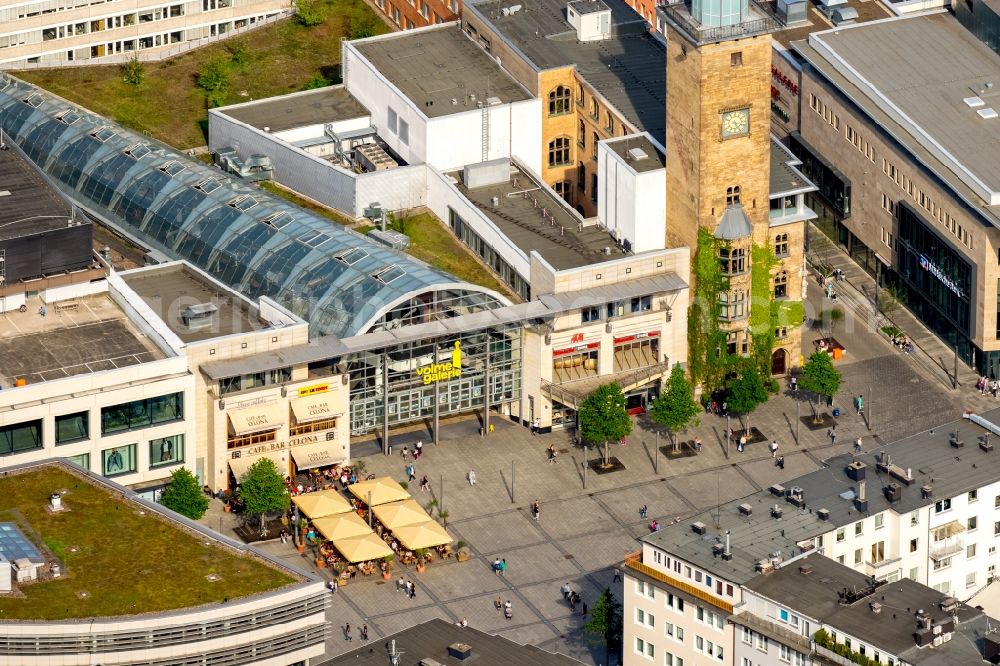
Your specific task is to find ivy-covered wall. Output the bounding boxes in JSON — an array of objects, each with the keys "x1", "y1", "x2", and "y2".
[{"x1": 688, "y1": 228, "x2": 729, "y2": 391}]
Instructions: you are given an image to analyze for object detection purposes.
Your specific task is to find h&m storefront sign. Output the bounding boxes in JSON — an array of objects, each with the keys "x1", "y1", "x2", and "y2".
[{"x1": 415, "y1": 341, "x2": 463, "y2": 385}]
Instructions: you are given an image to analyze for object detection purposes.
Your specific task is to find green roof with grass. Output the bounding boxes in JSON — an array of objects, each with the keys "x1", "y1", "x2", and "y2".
[{"x1": 0, "y1": 464, "x2": 299, "y2": 621}]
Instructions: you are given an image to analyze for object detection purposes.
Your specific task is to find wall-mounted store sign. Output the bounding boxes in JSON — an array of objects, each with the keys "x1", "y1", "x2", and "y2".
[
  {"x1": 553, "y1": 341, "x2": 600, "y2": 357},
  {"x1": 919, "y1": 255, "x2": 964, "y2": 298},
  {"x1": 230, "y1": 432, "x2": 333, "y2": 459},
  {"x1": 613, "y1": 331, "x2": 660, "y2": 345},
  {"x1": 415, "y1": 341, "x2": 463, "y2": 385},
  {"x1": 298, "y1": 383, "x2": 329, "y2": 397}
]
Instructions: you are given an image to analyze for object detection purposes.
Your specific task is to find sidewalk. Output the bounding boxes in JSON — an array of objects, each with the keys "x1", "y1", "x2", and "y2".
[{"x1": 806, "y1": 223, "x2": 981, "y2": 392}]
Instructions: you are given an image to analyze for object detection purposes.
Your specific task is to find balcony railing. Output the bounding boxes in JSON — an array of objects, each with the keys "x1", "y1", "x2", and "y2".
[
  {"x1": 659, "y1": 0, "x2": 781, "y2": 45},
  {"x1": 929, "y1": 538, "x2": 964, "y2": 561},
  {"x1": 864, "y1": 556, "x2": 901, "y2": 578},
  {"x1": 624, "y1": 551, "x2": 734, "y2": 613}
]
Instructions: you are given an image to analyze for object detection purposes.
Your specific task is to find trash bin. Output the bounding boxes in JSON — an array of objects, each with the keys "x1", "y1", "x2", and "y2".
[
  {"x1": 833, "y1": 407, "x2": 841, "y2": 417},
  {"x1": 832, "y1": 347, "x2": 844, "y2": 360}
]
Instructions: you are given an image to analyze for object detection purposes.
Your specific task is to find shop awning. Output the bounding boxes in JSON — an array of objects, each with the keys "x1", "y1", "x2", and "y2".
[
  {"x1": 348, "y1": 476, "x2": 411, "y2": 506},
  {"x1": 290, "y1": 441, "x2": 344, "y2": 470},
  {"x1": 227, "y1": 402, "x2": 285, "y2": 436},
  {"x1": 291, "y1": 489, "x2": 352, "y2": 518},
  {"x1": 372, "y1": 499, "x2": 433, "y2": 530},
  {"x1": 291, "y1": 393, "x2": 340, "y2": 424},
  {"x1": 228, "y1": 451, "x2": 289, "y2": 482},
  {"x1": 392, "y1": 520, "x2": 452, "y2": 550},
  {"x1": 313, "y1": 512, "x2": 373, "y2": 541},
  {"x1": 332, "y1": 533, "x2": 393, "y2": 562}
]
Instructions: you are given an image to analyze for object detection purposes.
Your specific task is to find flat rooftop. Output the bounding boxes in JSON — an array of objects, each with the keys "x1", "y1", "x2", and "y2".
[
  {"x1": 353, "y1": 26, "x2": 532, "y2": 119},
  {"x1": 0, "y1": 294, "x2": 164, "y2": 388},
  {"x1": 0, "y1": 142, "x2": 76, "y2": 241},
  {"x1": 769, "y1": 138, "x2": 813, "y2": 196},
  {"x1": 747, "y1": 553, "x2": 989, "y2": 664},
  {"x1": 453, "y1": 163, "x2": 627, "y2": 270},
  {"x1": 804, "y1": 13, "x2": 1000, "y2": 206},
  {"x1": 772, "y1": 0, "x2": 890, "y2": 48},
  {"x1": 0, "y1": 462, "x2": 299, "y2": 620},
  {"x1": 471, "y1": 0, "x2": 665, "y2": 142},
  {"x1": 319, "y1": 618, "x2": 584, "y2": 666},
  {"x1": 644, "y1": 405, "x2": 1000, "y2": 583},
  {"x1": 219, "y1": 86, "x2": 369, "y2": 133},
  {"x1": 604, "y1": 135, "x2": 666, "y2": 173},
  {"x1": 120, "y1": 264, "x2": 267, "y2": 344}
]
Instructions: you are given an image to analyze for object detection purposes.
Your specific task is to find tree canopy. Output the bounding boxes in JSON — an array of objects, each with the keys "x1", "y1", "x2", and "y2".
[
  {"x1": 579, "y1": 382, "x2": 633, "y2": 465},
  {"x1": 160, "y1": 468, "x2": 208, "y2": 520},
  {"x1": 648, "y1": 364, "x2": 700, "y2": 445},
  {"x1": 585, "y1": 587, "x2": 623, "y2": 665},
  {"x1": 799, "y1": 350, "x2": 842, "y2": 400},
  {"x1": 726, "y1": 360, "x2": 769, "y2": 431},
  {"x1": 238, "y1": 458, "x2": 290, "y2": 533}
]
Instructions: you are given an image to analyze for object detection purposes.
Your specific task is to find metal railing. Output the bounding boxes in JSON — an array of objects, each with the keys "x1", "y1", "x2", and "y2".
[
  {"x1": 659, "y1": 0, "x2": 780, "y2": 44},
  {"x1": 624, "y1": 550, "x2": 735, "y2": 613}
]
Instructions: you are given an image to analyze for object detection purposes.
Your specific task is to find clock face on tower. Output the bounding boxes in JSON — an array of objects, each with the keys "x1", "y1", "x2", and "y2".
[{"x1": 721, "y1": 108, "x2": 750, "y2": 139}]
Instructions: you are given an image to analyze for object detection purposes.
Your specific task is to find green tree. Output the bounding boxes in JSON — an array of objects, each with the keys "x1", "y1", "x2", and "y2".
[
  {"x1": 238, "y1": 458, "x2": 290, "y2": 536},
  {"x1": 197, "y1": 57, "x2": 232, "y2": 107},
  {"x1": 798, "y1": 350, "x2": 842, "y2": 422},
  {"x1": 584, "y1": 587, "x2": 623, "y2": 665},
  {"x1": 579, "y1": 382, "x2": 632, "y2": 467},
  {"x1": 648, "y1": 364, "x2": 700, "y2": 451},
  {"x1": 726, "y1": 359, "x2": 768, "y2": 434},
  {"x1": 121, "y1": 56, "x2": 144, "y2": 86},
  {"x1": 294, "y1": 0, "x2": 327, "y2": 26},
  {"x1": 225, "y1": 37, "x2": 252, "y2": 70},
  {"x1": 160, "y1": 468, "x2": 208, "y2": 520}
]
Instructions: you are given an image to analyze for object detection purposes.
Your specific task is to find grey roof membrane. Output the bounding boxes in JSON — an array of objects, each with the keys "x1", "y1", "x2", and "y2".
[
  {"x1": 353, "y1": 26, "x2": 532, "y2": 119},
  {"x1": 604, "y1": 135, "x2": 667, "y2": 173},
  {"x1": 644, "y1": 406, "x2": 1000, "y2": 583},
  {"x1": 467, "y1": 0, "x2": 666, "y2": 143},
  {"x1": 218, "y1": 86, "x2": 369, "y2": 133},
  {"x1": 0, "y1": 138, "x2": 76, "y2": 241},
  {"x1": 714, "y1": 204, "x2": 753, "y2": 240},
  {"x1": 0, "y1": 74, "x2": 503, "y2": 339}
]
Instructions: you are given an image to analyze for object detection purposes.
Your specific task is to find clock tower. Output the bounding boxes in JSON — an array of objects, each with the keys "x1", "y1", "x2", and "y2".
[{"x1": 662, "y1": 0, "x2": 801, "y2": 374}]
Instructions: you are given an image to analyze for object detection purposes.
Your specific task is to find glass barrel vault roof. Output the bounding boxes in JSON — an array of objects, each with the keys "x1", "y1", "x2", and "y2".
[{"x1": 0, "y1": 75, "x2": 506, "y2": 339}]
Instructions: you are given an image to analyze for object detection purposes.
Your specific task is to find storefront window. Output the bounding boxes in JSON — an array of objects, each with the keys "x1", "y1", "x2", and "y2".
[
  {"x1": 149, "y1": 434, "x2": 184, "y2": 468},
  {"x1": 101, "y1": 393, "x2": 183, "y2": 434},
  {"x1": 55, "y1": 411, "x2": 89, "y2": 444},
  {"x1": 0, "y1": 420, "x2": 42, "y2": 456},
  {"x1": 64, "y1": 452, "x2": 90, "y2": 471},
  {"x1": 102, "y1": 443, "x2": 137, "y2": 477}
]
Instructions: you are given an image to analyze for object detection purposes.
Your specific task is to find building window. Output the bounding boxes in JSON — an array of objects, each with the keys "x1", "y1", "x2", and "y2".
[
  {"x1": 631, "y1": 295, "x2": 652, "y2": 312},
  {"x1": 719, "y1": 246, "x2": 746, "y2": 275},
  {"x1": 577, "y1": 162, "x2": 586, "y2": 192},
  {"x1": 719, "y1": 290, "x2": 746, "y2": 321},
  {"x1": 592, "y1": 132, "x2": 599, "y2": 159},
  {"x1": 774, "y1": 270, "x2": 788, "y2": 299},
  {"x1": 578, "y1": 119, "x2": 586, "y2": 147},
  {"x1": 64, "y1": 452, "x2": 90, "y2": 471},
  {"x1": 970, "y1": 489, "x2": 979, "y2": 502},
  {"x1": 731, "y1": 51, "x2": 742, "y2": 66},
  {"x1": 548, "y1": 137, "x2": 571, "y2": 167},
  {"x1": 968, "y1": 543, "x2": 977, "y2": 559},
  {"x1": 969, "y1": 516, "x2": 979, "y2": 531},
  {"x1": 553, "y1": 180, "x2": 572, "y2": 204},
  {"x1": 102, "y1": 443, "x2": 137, "y2": 477},
  {"x1": 101, "y1": 393, "x2": 184, "y2": 435},
  {"x1": 548, "y1": 86, "x2": 572, "y2": 116},
  {"x1": 910, "y1": 538, "x2": 918, "y2": 552},
  {"x1": 149, "y1": 434, "x2": 184, "y2": 468},
  {"x1": 774, "y1": 233, "x2": 788, "y2": 257},
  {"x1": 726, "y1": 185, "x2": 741, "y2": 205},
  {"x1": 665, "y1": 654, "x2": 683, "y2": 666},
  {"x1": 935, "y1": 498, "x2": 952, "y2": 513},
  {"x1": 582, "y1": 306, "x2": 601, "y2": 323},
  {"x1": 875, "y1": 513, "x2": 884, "y2": 529},
  {"x1": 836, "y1": 528, "x2": 845, "y2": 541},
  {"x1": 591, "y1": 173, "x2": 598, "y2": 203},
  {"x1": 0, "y1": 419, "x2": 42, "y2": 456},
  {"x1": 55, "y1": 411, "x2": 89, "y2": 444}
]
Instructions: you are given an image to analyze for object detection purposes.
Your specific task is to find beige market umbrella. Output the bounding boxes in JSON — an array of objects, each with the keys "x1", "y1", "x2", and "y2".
[
  {"x1": 348, "y1": 476, "x2": 411, "y2": 506},
  {"x1": 312, "y1": 512, "x2": 373, "y2": 541},
  {"x1": 392, "y1": 520, "x2": 452, "y2": 550},
  {"x1": 372, "y1": 499, "x2": 432, "y2": 530},
  {"x1": 291, "y1": 490, "x2": 352, "y2": 519},
  {"x1": 332, "y1": 533, "x2": 393, "y2": 562}
]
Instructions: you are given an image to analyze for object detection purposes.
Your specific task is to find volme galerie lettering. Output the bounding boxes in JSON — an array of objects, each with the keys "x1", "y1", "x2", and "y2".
[{"x1": 415, "y1": 340, "x2": 463, "y2": 385}]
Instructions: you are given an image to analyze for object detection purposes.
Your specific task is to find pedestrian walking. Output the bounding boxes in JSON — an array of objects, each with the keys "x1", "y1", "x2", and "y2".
[
  {"x1": 829, "y1": 426, "x2": 837, "y2": 445},
  {"x1": 38, "y1": 304, "x2": 46, "y2": 318},
  {"x1": 500, "y1": 559, "x2": 507, "y2": 576},
  {"x1": 493, "y1": 558, "x2": 502, "y2": 575},
  {"x1": 406, "y1": 463, "x2": 416, "y2": 481},
  {"x1": 408, "y1": 581, "x2": 416, "y2": 599},
  {"x1": 582, "y1": 601, "x2": 588, "y2": 615},
  {"x1": 854, "y1": 437, "x2": 863, "y2": 454},
  {"x1": 405, "y1": 579, "x2": 413, "y2": 596},
  {"x1": 721, "y1": 401, "x2": 728, "y2": 416},
  {"x1": 531, "y1": 499, "x2": 540, "y2": 521},
  {"x1": 397, "y1": 576, "x2": 405, "y2": 591},
  {"x1": 639, "y1": 504, "x2": 648, "y2": 520},
  {"x1": 468, "y1": 469, "x2": 477, "y2": 486},
  {"x1": 770, "y1": 440, "x2": 779, "y2": 458},
  {"x1": 415, "y1": 440, "x2": 423, "y2": 459},
  {"x1": 401, "y1": 445, "x2": 410, "y2": 461},
  {"x1": 548, "y1": 445, "x2": 558, "y2": 464},
  {"x1": 420, "y1": 475, "x2": 430, "y2": 492},
  {"x1": 345, "y1": 623, "x2": 352, "y2": 641},
  {"x1": 531, "y1": 418, "x2": 539, "y2": 435},
  {"x1": 495, "y1": 596, "x2": 503, "y2": 613},
  {"x1": 613, "y1": 567, "x2": 622, "y2": 582},
  {"x1": 856, "y1": 395, "x2": 864, "y2": 416},
  {"x1": 561, "y1": 582, "x2": 571, "y2": 599},
  {"x1": 504, "y1": 600, "x2": 513, "y2": 620},
  {"x1": 775, "y1": 455, "x2": 785, "y2": 470},
  {"x1": 737, "y1": 434, "x2": 746, "y2": 453},
  {"x1": 361, "y1": 624, "x2": 369, "y2": 641},
  {"x1": 790, "y1": 375, "x2": 797, "y2": 392}
]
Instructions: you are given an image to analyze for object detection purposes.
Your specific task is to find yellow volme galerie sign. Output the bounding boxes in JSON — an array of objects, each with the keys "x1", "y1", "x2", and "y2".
[{"x1": 415, "y1": 341, "x2": 463, "y2": 385}]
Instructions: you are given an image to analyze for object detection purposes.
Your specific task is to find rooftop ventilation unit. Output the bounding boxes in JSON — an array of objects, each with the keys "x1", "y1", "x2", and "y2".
[
  {"x1": 846, "y1": 460, "x2": 866, "y2": 481},
  {"x1": 771, "y1": 505, "x2": 783, "y2": 519},
  {"x1": 447, "y1": 643, "x2": 473, "y2": 660},
  {"x1": 964, "y1": 96, "x2": 985, "y2": 108},
  {"x1": 979, "y1": 108, "x2": 999, "y2": 119},
  {"x1": 691, "y1": 521, "x2": 707, "y2": 535},
  {"x1": 769, "y1": 484, "x2": 785, "y2": 497},
  {"x1": 884, "y1": 483, "x2": 901, "y2": 503},
  {"x1": 181, "y1": 302, "x2": 218, "y2": 330},
  {"x1": 738, "y1": 503, "x2": 752, "y2": 516},
  {"x1": 817, "y1": 508, "x2": 830, "y2": 521},
  {"x1": 627, "y1": 147, "x2": 649, "y2": 161}
]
